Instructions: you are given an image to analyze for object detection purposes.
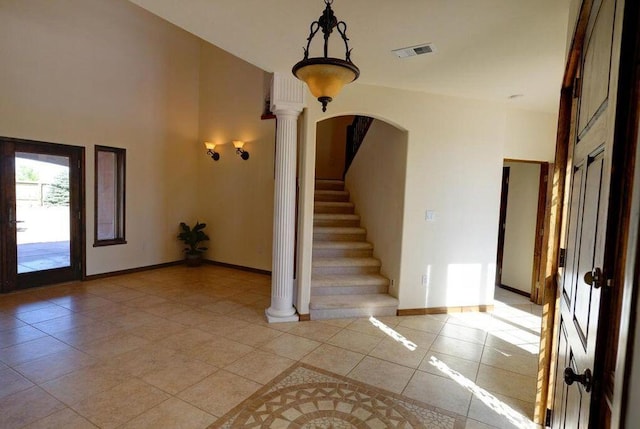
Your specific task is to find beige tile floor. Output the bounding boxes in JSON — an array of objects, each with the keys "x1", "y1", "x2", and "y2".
[{"x1": 0, "y1": 265, "x2": 543, "y2": 429}]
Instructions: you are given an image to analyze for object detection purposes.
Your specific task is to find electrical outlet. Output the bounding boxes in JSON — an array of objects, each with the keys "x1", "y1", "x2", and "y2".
[
  {"x1": 421, "y1": 274, "x2": 428, "y2": 286},
  {"x1": 425, "y1": 210, "x2": 436, "y2": 221}
]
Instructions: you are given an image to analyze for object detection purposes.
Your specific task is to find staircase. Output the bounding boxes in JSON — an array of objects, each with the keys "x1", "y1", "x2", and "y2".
[{"x1": 310, "y1": 179, "x2": 399, "y2": 320}]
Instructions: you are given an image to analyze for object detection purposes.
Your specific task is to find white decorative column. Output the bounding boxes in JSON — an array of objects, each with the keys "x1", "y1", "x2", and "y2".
[{"x1": 266, "y1": 73, "x2": 305, "y2": 323}]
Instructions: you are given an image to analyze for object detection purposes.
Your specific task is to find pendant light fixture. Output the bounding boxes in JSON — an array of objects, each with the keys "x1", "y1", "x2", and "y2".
[{"x1": 292, "y1": 0, "x2": 359, "y2": 112}]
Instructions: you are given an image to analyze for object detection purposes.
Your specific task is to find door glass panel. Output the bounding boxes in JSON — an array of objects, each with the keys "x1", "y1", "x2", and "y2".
[{"x1": 15, "y1": 152, "x2": 71, "y2": 273}]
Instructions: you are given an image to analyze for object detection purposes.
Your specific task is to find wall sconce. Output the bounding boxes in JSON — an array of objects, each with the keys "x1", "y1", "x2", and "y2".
[
  {"x1": 233, "y1": 140, "x2": 249, "y2": 160},
  {"x1": 204, "y1": 142, "x2": 219, "y2": 161}
]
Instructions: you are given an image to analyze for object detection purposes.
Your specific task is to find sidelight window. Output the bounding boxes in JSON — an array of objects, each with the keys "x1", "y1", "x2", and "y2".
[{"x1": 94, "y1": 146, "x2": 126, "y2": 246}]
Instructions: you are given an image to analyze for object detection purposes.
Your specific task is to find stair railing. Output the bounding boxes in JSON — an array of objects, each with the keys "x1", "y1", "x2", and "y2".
[{"x1": 343, "y1": 116, "x2": 374, "y2": 178}]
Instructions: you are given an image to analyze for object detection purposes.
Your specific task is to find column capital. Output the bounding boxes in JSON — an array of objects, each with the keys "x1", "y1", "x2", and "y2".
[{"x1": 271, "y1": 72, "x2": 305, "y2": 115}]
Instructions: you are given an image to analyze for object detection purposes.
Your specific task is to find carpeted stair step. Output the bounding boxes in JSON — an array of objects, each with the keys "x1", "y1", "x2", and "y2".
[
  {"x1": 314, "y1": 190, "x2": 350, "y2": 202},
  {"x1": 310, "y1": 179, "x2": 397, "y2": 320},
  {"x1": 313, "y1": 213, "x2": 361, "y2": 228},
  {"x1": 315, "y1": 179, "x2": 345, "y2": 191},
  {"x1": 313, "y1": 227, "x2": 366, "y2": 242},
  {"x1": 312, "y1": 257, "x2": 381, "y2": 275},
  {"x1": 312, "y1": 241, "x2": 373, "y2": 258},
  {"x1": 314, "y1": 201, "x2": 355, "y2": 214},
  {"x1": 311, "y1": 274, "x2": 389, "y2": 296},
  {"x1": 310, "y1": 294, "x2": 399, "y2": 319}
]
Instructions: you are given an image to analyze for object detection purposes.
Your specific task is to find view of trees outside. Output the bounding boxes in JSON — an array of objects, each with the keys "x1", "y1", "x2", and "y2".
[
  {"x1": 16, "y1": 160, "x2": 69, "y2": 207},
  {"x1": 17, "y1": 165, "x2": 39, "y2": 182},
  {"x1": 43, "y1": 171, "x2": 70, "y2": 206}
]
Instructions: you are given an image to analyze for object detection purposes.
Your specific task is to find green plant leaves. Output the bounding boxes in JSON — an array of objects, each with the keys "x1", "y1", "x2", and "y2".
[{"x1": 177, "y1": 221, "x2": 209, "y2": 254}]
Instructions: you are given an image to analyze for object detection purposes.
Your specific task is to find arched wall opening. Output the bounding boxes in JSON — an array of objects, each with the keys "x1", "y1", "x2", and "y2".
[
  {"x1": 294, "y1": 84, "x2": 556, "y2": 317},
  {"x1": 310, "y1": 115, "x2": 408, "y2": 303}
]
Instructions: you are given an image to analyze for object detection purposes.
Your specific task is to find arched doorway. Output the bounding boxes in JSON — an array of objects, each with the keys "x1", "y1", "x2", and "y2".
[{"x1": 307, "y1": 116, "x2": 408, "y2": 320}]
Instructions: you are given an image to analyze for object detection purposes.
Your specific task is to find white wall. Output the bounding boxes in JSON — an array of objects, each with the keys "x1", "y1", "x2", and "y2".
[
  {"x1": 0, "y1": 0, "x2": 201, "y2": 275},
  {"x1": 315, "y1": 116, "x2": 353, "y2": 180},
  {"x1": 0, "y1": 0, "x2": 280, "y2": 275},
  {"x1": 296, "y1": 83, "x2": 557, "y2": 313},
  {"x1": 504, "y1": 109, "x2": 558, "y2": 161},
  {"x1": 501, "y1": 162, "x2": 541, "y2": 293},
  {"x1": 197, "y1": 45, "x2": 276, "y2": 271},
  {"x1": 0, "y1": 0, "x2": 561, "y2": 315},
  {"x1": 345, "y1": 120, "x2": 408, "y2": 297}
]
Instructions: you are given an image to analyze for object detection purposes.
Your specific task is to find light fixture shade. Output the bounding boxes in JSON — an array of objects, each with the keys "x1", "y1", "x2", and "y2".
[
  {"x1": 293, "y1": 58, "x2": 359, "y2": 100},
  {"x1": 204, "y1": 142, "x2": 215, "y2": 150},
  {"x1": 232, "y1": 140, "x2": 244, "y2": 149}
]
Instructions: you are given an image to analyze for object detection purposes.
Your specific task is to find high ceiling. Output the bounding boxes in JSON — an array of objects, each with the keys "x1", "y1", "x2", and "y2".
[{"x1": 128, "y1": 0, "x2": 570, "y2": 113}]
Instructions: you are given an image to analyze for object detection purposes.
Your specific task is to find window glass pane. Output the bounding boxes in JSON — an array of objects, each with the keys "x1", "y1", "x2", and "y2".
[
  {"x1": 95, "y1": 146, "x2": 125, "y2": 245},
  {"x1": 16, "y1": 153, "x2": 71, "y2": 272},
  {"x1": 97, "y1": 151, "x2": 116, "y2": 240}
]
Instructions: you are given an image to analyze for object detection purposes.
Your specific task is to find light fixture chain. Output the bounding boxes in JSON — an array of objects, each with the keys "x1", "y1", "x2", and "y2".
[{"x1": 319, "y1": 2, "x2": 337, "y2": 58}]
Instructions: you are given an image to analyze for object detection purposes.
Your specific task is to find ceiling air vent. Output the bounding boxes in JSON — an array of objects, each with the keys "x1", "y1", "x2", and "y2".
[{"x1": 392, "y1": 43, "x2": 437, "y2": 59}]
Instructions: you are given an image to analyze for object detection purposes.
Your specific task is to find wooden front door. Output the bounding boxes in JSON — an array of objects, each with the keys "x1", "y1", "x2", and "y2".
[
  {"x1": 551, "y1": 0, "x2": 622, "y2": 426},
  {"x1": 0, "y1": 137, "x2": 84, "y2": 292}
]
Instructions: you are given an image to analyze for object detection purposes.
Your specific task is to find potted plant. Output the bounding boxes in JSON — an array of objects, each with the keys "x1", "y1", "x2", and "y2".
[{"x1": 178, "y1": 221, "x2": 209, "y2": 267}]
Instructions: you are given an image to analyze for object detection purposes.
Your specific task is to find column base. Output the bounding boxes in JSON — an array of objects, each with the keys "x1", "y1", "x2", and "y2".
[{"x1": 265, "y1": 307, "x2": 299, "y2": 323}]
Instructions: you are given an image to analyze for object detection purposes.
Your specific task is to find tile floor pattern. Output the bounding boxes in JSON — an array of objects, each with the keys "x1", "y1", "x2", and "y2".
[
  {"x1": 0, "y1": 266, "x2": 543, "y2": 429},
  {"x1": 212, "y1": 363, "x2": 466, "y2": 428}
]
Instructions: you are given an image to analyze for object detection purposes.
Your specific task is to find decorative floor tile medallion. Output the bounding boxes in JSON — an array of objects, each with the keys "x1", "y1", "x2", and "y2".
[{"x1": 210, "y1": 363, "x2": 466, "y2": 429}]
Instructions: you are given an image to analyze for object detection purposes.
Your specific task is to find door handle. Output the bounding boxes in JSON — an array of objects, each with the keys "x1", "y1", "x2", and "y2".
[
  {"x1": 564, "y1": 367, "x2": 592, "y2": 392},
  {"x1": 7, "y1": 207, "x2": 24, "y2": 226},
  {"x1": 584, "y1": 267, "x2": 602, "y2": 289}
]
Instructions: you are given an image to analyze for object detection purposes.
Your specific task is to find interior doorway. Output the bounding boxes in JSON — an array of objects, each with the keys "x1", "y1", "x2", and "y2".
[
  {"x1": 0, "y1": 137, "x2": 84, "y2": 292},
  {"x1": 495, "y1": 160, "x2": 549, "y2": 301}
]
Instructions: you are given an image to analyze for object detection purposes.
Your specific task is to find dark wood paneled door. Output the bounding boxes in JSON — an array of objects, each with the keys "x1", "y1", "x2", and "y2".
[
  {"x1": 0, "y1": 137, "x2": 83, "y2": 292},
  {"x1": 551, "y1": 0, "x2": 622, "y2": 426}
]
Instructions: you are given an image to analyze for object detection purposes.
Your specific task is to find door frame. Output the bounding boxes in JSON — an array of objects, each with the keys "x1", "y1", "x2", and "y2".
[
  {"x1": 497, "y1": 160, "x2": 550, "y2": 302},
  {"x1": 0, "y1": 136, "x2": 85, "y2": 292},
  {"x1": 537, "y1": 0, "x2": 640, "y2": 426},
  {"x1": 495, "y1": 166, "x2": 510, "y2": 289},
  {"x1": 607, "y1": 0, "x2": 640, "y2": 424}
]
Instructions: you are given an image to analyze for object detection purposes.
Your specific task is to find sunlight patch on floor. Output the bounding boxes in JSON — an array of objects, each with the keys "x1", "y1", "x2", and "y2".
[
  {"x1": 368, "y1": 316, "x2": 417, "y2": 351},
  {"x1": 429, "y1": 356, "x2": 537, "y2": 429},
  {"x1": 488, "y1": 331, "x2": 540, "y2": 355}
]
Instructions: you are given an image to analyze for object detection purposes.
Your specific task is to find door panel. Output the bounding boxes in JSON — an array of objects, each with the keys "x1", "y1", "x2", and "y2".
[
  {"x1": 573, "y1": 150, "x2": 605, "y2": 346},
  {"x1": 0, "y1": 142, "x2": 18, "y2": 292},
  {"x1": 562, "y1": 165, "x2": 585, "y2": 306},
  {"x1": 553, "y1": 320, "x2": 570, "y2": 429},
  {"x1": 552, "y1": 0, "x2": 620, "y2": 426},
  {"x1": 566, "y1": 354, "x2": 585, "y2": 428},
  {"x1": 0, "y1": 137, "x2": 83, "y2": 292},
  {"x1": 554, "y1": 148, "x2": 606, "y2": 428},
  {"x1": 578, "y1": 0, "x2": 616, "y2": 135}
]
